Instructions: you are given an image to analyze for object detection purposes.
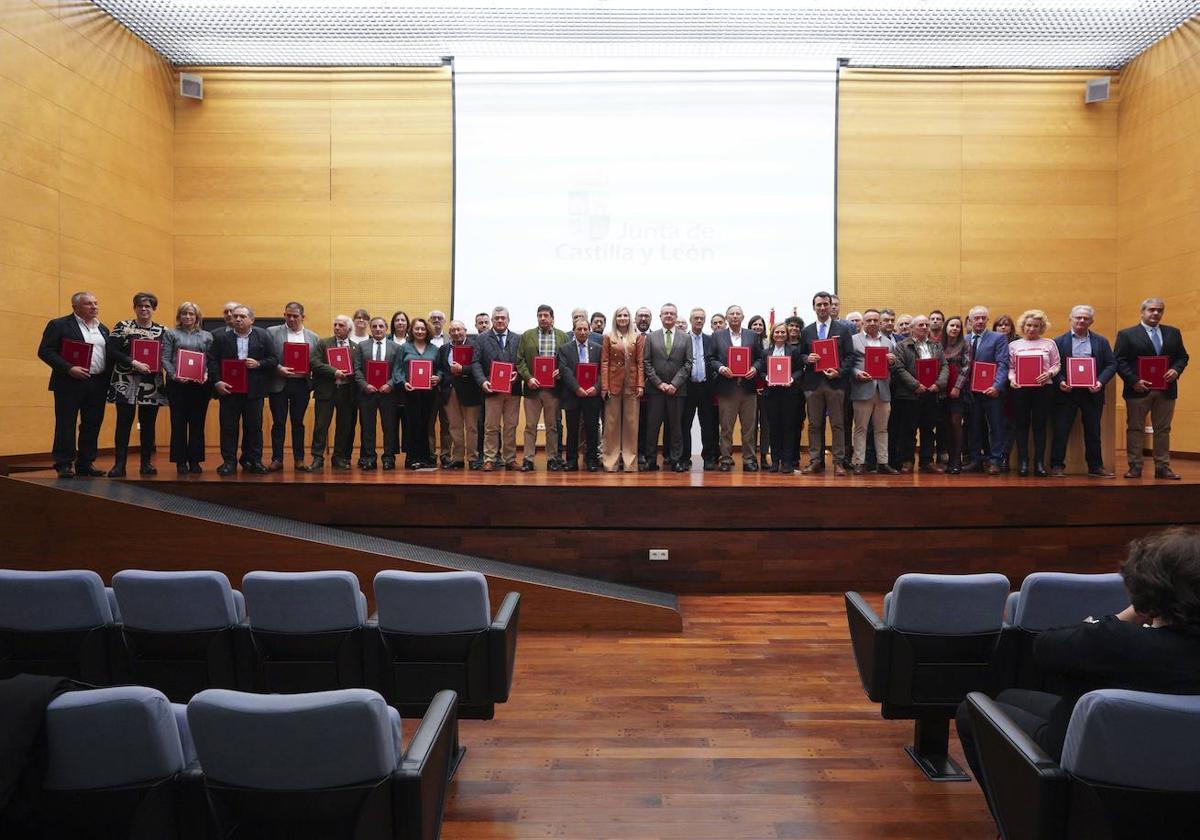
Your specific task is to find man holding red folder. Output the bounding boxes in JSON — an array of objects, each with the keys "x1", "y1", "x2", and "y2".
[
  {"x1": 354, "y1": 316, "x2": 401, "y2": 470},
  {"x1": 706, "y1": 305, "x2": 765, "y2": 471},
  {"x1": 471, "y1": 306, "x2": 523, "y2": 470},
  {"x1": 955, "y1": 306, "x2": 1010, "y2": 475},
  {"x1": 435, "y1": 320, "x2": 482, "y2": 469},
  {"x1": 306, "y1": 315, "x2": 358, "y2": 472},
  {"x1": 849, "y1": 310, "x2": 900, "y2": 474},
  {"x1": 207, "y1": 305, "x2": 278, "y2": 475},
  {"x1": 892, "y1": 315, "x2": 948, "y2": 473},
  {"x1": 1114, "y1": 297, "x2": 1189, "y2": 479},
  {"x1": 266, "y1": 302, "x2": 320, "y2": 471},
  {"x1": 798, "y1": 292, "x2": 854, "y2": 475},
  {"x1": 515, "y1": 305, "x2": 567, "y2": 471},
  {"x1": 37, "y1": 291, "x2": 111, "y2": 477},
  {"x1": 557, "y1": 319, "x2": 604, "y2": 471},
  {"x1": 1050, "y1": 305, "x2": 1117, "y2": 477}
]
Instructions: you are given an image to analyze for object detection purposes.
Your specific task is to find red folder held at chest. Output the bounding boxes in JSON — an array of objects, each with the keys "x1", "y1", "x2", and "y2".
[
  {"x1": 1139, "y1": 355, "x2": 1169, "y2": 390},
  {"x1": 131, "y1": 338, "x2": 161, "y2": 373},
  {"x1": 221, "y1": 359, "x2": 248, "y2": 394},
  {"x1": 728, "y1": 346, "x2": 751, "y2": 377},
  {"x1": 812, "y1": 338, "x2": 839, "y2": 372},
  {"x1": 1015, "y1": 354, "x2": 1043, "y2": 388},
  {"x1": 283, "y1": 342, "x2": 310, "y2": 374},
  {"x1": 577, "y1": 362, "x2": 599, "y2": 391},
  {"x1": 489, "y1": 361, "x2": 513, "y2": 394},
  {"x1": 366, "y1": 360, "x2": 390, "y2": 390},
  {"x1": 864, "y1": 346, "x2": 890, "y2": 380},
  {"x1": 971, "y1": 361, "x2": 998, "y2": 393},
  {"x1": 176, "y1": 349, "x2": 205, "y2": 383},
  {"x1": 61, "y1": 339, "x2": 93, "y2": 369},
  {"x1": 916, "y1": 358, "x2": 939, "y2": 389},
  {"x1": 1066, "y1": 356, "x2": 1097, "y2": 388},
  {"x1": 948, "y1": 363, "x2": 961, "y2": 389},
  {"x1": 325, "y1": 346, "x2": 353, "y2": 375},
  {"x1": 533, "y1": 355, "x2": 556, "y2": 388},
  {"x1": 408, "y1": 359, "x2": 433, "y2": 390},
  {"x1": 767, "y1": 355, "x2": 791, "y2": 386},
  {"x1": 451, "y1": 345, "x2": 474, "y2": 367}
]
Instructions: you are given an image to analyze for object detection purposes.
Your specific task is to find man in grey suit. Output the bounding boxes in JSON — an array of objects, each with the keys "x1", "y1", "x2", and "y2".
[
  {"x1": 305, "y1": 315, "x2": 358, "y2": 472},
  {"x1": 706, "y1": 305, "x2": 766, "y2": 472},
  {"x1": 355, "y1": 316, "x2": 401, "y2": 470},
  {"x1": 266, "y1": 301, "x2": 320, "y2": 471},
  {"x1": 849, "y1": 309, "x2": 900, "y2": 474},
  {"x1": 643, "y1": 303, "x2": 693, "y2": 472}
]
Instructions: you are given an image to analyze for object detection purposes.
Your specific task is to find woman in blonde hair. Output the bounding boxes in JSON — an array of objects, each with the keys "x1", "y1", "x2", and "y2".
[
  {"x1": 160, "y1": 301, "x2": 214, "y2": 474},
  {"x1": 600, "y1": 306, "x2": 645, "y2": 471},
  {"x1": 1008, "y1": 309, "x2": 1061, "y2": 477}
]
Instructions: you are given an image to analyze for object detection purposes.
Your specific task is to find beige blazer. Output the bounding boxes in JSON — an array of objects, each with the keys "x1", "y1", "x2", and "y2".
[{"x1": 601, "y1": 332, "x2": 645, "y2": 396}]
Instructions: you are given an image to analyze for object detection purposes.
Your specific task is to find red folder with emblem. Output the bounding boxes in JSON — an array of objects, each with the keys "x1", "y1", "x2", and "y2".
[
  {"x1": 728, "y1": 346, "x2": 751, "y2": 377},
  {"x1": 812, "y1": 338, "x2": 839, "y2": 372},
  {"x1": 61, "y1": 339, "x2": 93, "y2": 369},
  {"x1": 767, "y1": 354, "x2": 791, "y2": 386},
  {"x1": 366, "y1": 360, "x2": 390, "y2": 390},
  {"x1": 864, "y1": 346, "x2": 890, "y2": 380},
  {"x1": 1138, "y1": 356, "x2": 1169, "y2": 390},
  {"x1": 1066, "y1": 356, "x2": 1097, "y2": 388},
  {"x1": 176, "y1": 349, "x2": 205, "y2": 383},
  {"x1": 1015, "y1": 354, "x2": 1043, "y2": 388},
  {"x1": 408, "y1": 359, "x2": 433, "y2": 390},
  {"x1": 577, "y1": 362, "x2": 599, "y2": 391},
  {"x1": 221, "y1": 359, "x2": 248, "y2": 393},
  {"x1": 325, "y1": 346, "x2": 352, "y2": 375},
  {"x1": 970, "y1": 361, "x2": 998, "y2": 393},
  {"x1": 489, "y1": 361, "x2": 513, "y2": 394},
  {"x1": 451, "y1": 345, "x2": 474, "y2": 366},
  {"x1": 283, "y1": 342, "x2": 310, "y2": 374},
  {"x1": 916, "y1": 358, "x2": 939, "y2": 389},
  {"x1": 131, "y1": 338, "x2": 161, "y2": 373},
  {"x1": 533, "y1": 356, "x2": 556, "y2": 388}
]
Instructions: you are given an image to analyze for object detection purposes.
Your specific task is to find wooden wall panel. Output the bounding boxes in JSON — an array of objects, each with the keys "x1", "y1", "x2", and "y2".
[
  {"x1": 1117, "y1": 16, "x2": 1200, "y2": 454},
  {"x1": 0, "y1": 0, "x2": 174, "y2": 456}
]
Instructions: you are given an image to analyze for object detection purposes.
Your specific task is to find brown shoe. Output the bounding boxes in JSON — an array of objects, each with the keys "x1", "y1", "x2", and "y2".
[
  {"x1": 481, "y1": 461, "x2": 495, "y2": 472},
  {"x1": 834, "y1": 464, "x2": 848, "y2": 477},
  {"x1": 267, "y1": 460, "x2": 284, "y2": 472},
  {"x1": 900, "y1": 461, "x2": 914, "y2": 474},
  {"x1": 1049, "y1": 466, "x2": 1066, "y2": 477},
  {"x1": 506, "y1": 461, "x2": 521, "y2": 471},
  {"x1": 877, "y1": 464, "x2": 900, "y2": 475},
  {"x1": 1155, "y1": 466, "x2": 1182, "y2": 480},
  {"x1": 852, "y1": 464, "x2": 865, "y2": 475},
  {"x1": 1124, "y1": 466, "x2": 1142, "y2": 479},
  {"x1": 919, "y1": 463, "x2": 942, "y2": 474},
  {"x1": 986, "y1": 463, "x2": 1001, "y2": 475},
  {"x1": 800, "y1": 462, "x2": 825, "y2": 475}
]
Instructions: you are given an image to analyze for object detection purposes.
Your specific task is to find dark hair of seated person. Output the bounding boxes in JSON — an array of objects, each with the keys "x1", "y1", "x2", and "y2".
[{"x1": 1121, "y1": 527, "x2": 1200, "y2": 627}]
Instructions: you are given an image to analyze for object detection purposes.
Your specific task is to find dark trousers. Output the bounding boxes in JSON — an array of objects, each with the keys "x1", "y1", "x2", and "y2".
[
  {"x1": 311, "y1": 385, "x2": 357, "y2": 461},
  {"x1": 637, "y1": 398, "x2": 649, "y2": 460},
  {"x1": 218, "y1": 395, "x2": 264, "y2": 466},
  {"x1": 113, "y1": 402, "x2": 160, "y2": 464},
  {"x1": 967, "y1": 392, "x2": 1007, "y2": 465},
  {"x1": 1051, "y1": 390, "x2": 1105, "y2": 470},
  {"x1": 644, "y1": 391, "x2": 684, "y2": 464},
  {"x1": 358, "y1": 390, "x2": 399, "y2": 460},
  {"x1": 565, "y1": 399, "x2": 602, "y2": 466},
  {"x1": 762, "y1": 388, "x2": 800, "y2": 469},
  {"x1": 167, "y1": 383, "x2": 209, "y2": 465},
  {"x1": 893, "y1": 395, "x2": 940, "y2": 466},
  {"x1": 475, "y1": 410, "x2": 486, "y2": 460},
  {"x1": 52, "y1": 378, "x2": 108, "y2": 469},
  {"x1": 1012, "y1": 385, "x2": 1053, "y2": 465},
  {"x1": 886, "y1": 397, "x2": 904, "y2": 466},
  {"x1": 681, "y1": 379, "x2": 718, "y2": 464},
  {"x1": 268, "y1": 379, "x2": 311, "y2": 463},
  {"x1": 405, "y1": 389, "x2": 436, "y2": 463},
  {"x1": 939, "y1": 399, "x2": 965, "y2": 466}
]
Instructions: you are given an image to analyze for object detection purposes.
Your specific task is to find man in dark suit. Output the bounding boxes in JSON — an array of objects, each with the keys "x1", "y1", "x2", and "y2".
[
  {"x1": 206, "y1": 305, "x2": 278, "y2": 475},
  {"x1": 707, "y1": 305, "x2": 766, "y2": 472},
  {"x1": 956, "y1": 305, "x2": 1011, "y2": 475},
  {"x1": 643, "y1": 303, "x2": 692, "y2": 472},
  {"x1": 1114, "y1": 297, "x2": 1189, "y2": 479},
  {"x1": 354, "y1": 316, "x2": 400, "y2": 470},
  {"x1": 798, "y1": 292, "x2": 854, "y2": 476},
  {"x1": 680, "y1": 307, "x2": 718, "y2": 471},
  {"x1": 265, "y1": 301, "x2": 320, "y2": 471},
  {"x1": 1049, "y1": 305, "x2": 1118, "y2": 478},
  {"x1": 470, "y1": 306, "x2": 523, "y2": 471},
  {"x1": 435, "y1": 320, "x2": 482, "y2": 469},
  {"x1": 211, "y1": 301, "x2": 241, "y2": 341},
  {"x1": 37, "y1": 291, "x2": 112, "y2": 477},
  {"x1": 557, "y1": 318, "x2": 603, "y2": 471},
  {"x1": 304, "y1": 315, "x2": 358, "y2": 472}
]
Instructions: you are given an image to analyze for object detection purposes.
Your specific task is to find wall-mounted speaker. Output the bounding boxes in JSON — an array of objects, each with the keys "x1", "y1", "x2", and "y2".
[
  {"x1": 1084, "y1": 77, "x2": 1110, "y2": 104},
  {"x1": 180, "y1": 73, "x2": 203, "y2": 100}
]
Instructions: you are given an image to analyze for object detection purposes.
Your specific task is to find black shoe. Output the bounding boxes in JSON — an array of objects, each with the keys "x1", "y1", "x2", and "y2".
[
  {"x1": 245, "y1": 462, "x2": 269, "y2": 474},
  {"x1": 440, "y1": 454, "x2": 452, "y2": 468},
  {"x1": 702, "y1": 459, "x2": 716, "y2": 471},
  {"x1": 637, "y1": 456, "x2": 647, "y2": 469},
  {"x1": 562, "y1": 461, "x2": 579, "y2": 472},
  {"x1": 743, "y1": 460, "x2": 759, "y2": 472},
  {"x1": 673, "y1": 462, "x2": 689, "y2": 472},
  {"x1": 1034, "y1": 463, "x2": 1048, "y2": 478},
  {"x1": 640, "y1": 461, "x2": 659, "y2": 472},
  {"x1": 718, "y1": 463, "x2": 732, "y2": 472},
  {"x1": 962, "y1": 461, "x2": 985, "y2": 473},
  {"x1": 1018, "y1": 461, "x2": 1029, "y2": 477},
  {"x1": 946, "y1": 465, "x2": 961, "y2": 475},
  {"x1": 521, "y1": 460, "x2": 535, "y2": 472},
  {"x1": 547, "y1": 459, "x2": 561, "y2": 472},
  {"x1": 406, "y1": 460, "x2": 421, "y2": 470},
  {"x1": 364, "y1": 458, "x2": 378, "y2": 471},
  {"x1": 382, "y1": 456, "x2": 395, "y2": 470},
  {"x1": 54, "y1": 464, "x2": 74, "y2": 478},
  {"x1": 140, "y1": 462, "x2": 157, "y2": 476},
  {"x1": 217, "y1": 462, "x2": 237, "y2": 476},
  {"x1": 189, "y1": 462, "x2": 204, "y2": 474},
  {"x1": 332, "y1": 458, "x2": 352, "y2": 470},
  {"x1": 446, "y1": 460, "x2": 465, "y2": 470},
  {"x1": 301, "y1": 456, "x2": 325, "y2": 472},
  {"x1": 468, "y1": 459, "x2": 482, "y2": 471},
  {"x1": 877, "y1": 464, "x2": 899, "y2": 475},
  {"x1": 176, "y1": 463, "x2": 190, "y2": 475},
  {"x1": 587, "y1": 462, "x2": 601, "y2": 472},
  {"x1": 768, "y1": 463, "x2": 780, "y2": 473},
  {"x1": 76, "y1": 463, "x2": 105, "y2": 477},
  {"x1": 1087, "y1": 467, "x2": 1114, "y2": 478},
  {"x1": 107, "y1": 465, "x2": 127, "y2": 478}
]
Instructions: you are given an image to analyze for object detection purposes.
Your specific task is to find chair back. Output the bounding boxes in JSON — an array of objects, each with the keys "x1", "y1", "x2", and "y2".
[
  {"x1": 0, "y1": 569, "x2": 115, "y2": 682},
  {"x1": 885, "y1": 573, "x2": 1009, "y2": 634},
  {"x1": 374, "y1": 571, "x2": 490, "y2": 633},
  {"x1": 1011, "y1": 573, "x2": 1129, "y2": 631}
]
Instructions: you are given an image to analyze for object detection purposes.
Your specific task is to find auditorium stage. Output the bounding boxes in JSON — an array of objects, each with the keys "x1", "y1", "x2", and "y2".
[{"x1": 10, "y1": 450, "x2": 1200, "y2": 595}]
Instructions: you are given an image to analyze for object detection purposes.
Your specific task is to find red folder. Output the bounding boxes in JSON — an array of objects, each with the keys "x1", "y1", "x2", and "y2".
[
  {"x1": 408, "y1": 359, "x2": 433, "y2": 390},
  {"x1": 283, "y1": 342, "x2": 310, "y2": 374},
  {"x1": 131, "y1": 338, "x2": 161, "y2": 373},
  {"x1": 221, "y1": 359, "x2": 248, "y2": 394},
  {"x1": 577, "y1": 362, "x2": 599, "y2": 391},
  {"x1": 728, "y1": 346, "x2": 751, "y2": 377},
  {"x1": 325, "y1": 346, "x2": 352, "y2": 375},
  {"x1": 176, "y1": 349, "x2": 205, "y2": 383},
  {"x1": 948, "y1": 363, "x2": 961, "y2": 389},
  {"x1": 1015, "y1": 354, "x2": 1043, "y2": 388},
  {"x1": 916, "y1": 358, "x2": 939, "y2": 389},
  {"x1": 489, "y1": 360, "x2": 513, "y2": 394},
  {"x1": 533, "y1": 355, "x2": 556, "y2": 388},
  {"x1": 864, "y1": 346, "x2": 890, "y2": 380},
  {"x1": 767, "y1": 354, "x2": 791, "y2": 386},
  {"x1": 970, "y1": 361, "x2": 997, "y2": 393},
  {"x1": 1139, "y1": 355, "x2": 1169, "y2": 390},
  {"x1": 366, "y1": 360, "x2": 390, "y2": 389},
  {"x1": 1066, "y1": 356, "x2": 1097, "y2": 388},
  {"x1": 451, "y1": 345, "x2": 474, "y2": 366},
  {"x1": 812, "y1": 338, "x2": 839, "y2": 371},
  {"x1": 61, "y1": 338, "x2": 93, "y2": 369}
]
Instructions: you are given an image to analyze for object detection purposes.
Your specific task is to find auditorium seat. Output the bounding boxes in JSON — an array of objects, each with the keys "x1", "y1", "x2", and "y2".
[
  {"x1": 112, "y1": 570, "x2": 249, "y2": 702},
  {"x1": 187, "y1": 687, "x2": 458, "y2": 840},
  {"x1": 996, "y1": 572, "x2": 1130, "y2": 692},
  {"x1": 967, "y1": 689, "x2": 1200, "y2": 839},
  {"x1": 38, "y1": 686, "x2": 201, "y2": 840},
  {"x1": 242, "y1": 570, "x2": 368, "y2": 693},
  {"x1": 0, "y1": 569, "x2": 119, "y2": 683},
  {"x1": 846, "y1": 572, "x2": 1010, "y2": 780}
]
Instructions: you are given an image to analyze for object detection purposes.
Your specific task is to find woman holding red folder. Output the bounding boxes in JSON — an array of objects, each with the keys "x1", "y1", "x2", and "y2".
[
  {"x1": 393, "y1": 317, "x2": 441, "y2": 470},
  {"x1": 762, "y1": 324, "x2": 805, "y2": 473},
  {"x1": 161, "y1": 301, "x2": 213, "y2": 475},
  {"x1": 105, "y1": 292, "x2": 168, "y2": 477},
  {"x1": 941, "y1": 316, "x2": 968, "y2": 474},
  {"x1": 1008, "y1": 310, "x2": 1061, "y2": 477}
]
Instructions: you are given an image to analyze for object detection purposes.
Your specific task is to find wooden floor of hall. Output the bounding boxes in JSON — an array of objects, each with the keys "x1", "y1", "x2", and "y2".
[{"x1": 440, "y1": 594, "x2": 993, "y2": 839}]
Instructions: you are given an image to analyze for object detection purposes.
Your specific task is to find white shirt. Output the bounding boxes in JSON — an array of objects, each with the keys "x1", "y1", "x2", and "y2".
[
  {"x1": 729, "y1": 329, "x2": 744, "y2": 348},
  {"x1": 862, "y1": 332, "x2": 885, "y2": 347},
  {"x1": 235, "y1": 331, "x2": 251, "y2": 359},
  {"x1": 287, "y1": 328, "x2": 306, "y2": 344},
  {"x1": 690, "y1": 331, "x2": 706, "y2": 381},
  {"x1": 370, "y1": 339, "x2": 387, "y2": 361},
  {"x1": 430, "y1": 334, "x2": 446, "y2": 348},
  {"x1": 75, "y1": 316, "x2": 106, "y2": 374},
  {"x1": 349, "y1": 332, "x2": 369, "y2": 345},
  {"x1": 914, "y1": 340, "x2": 932, "y2": 359},
  {"x1": 772, "y1": 345, "x2": 788, "y2": 356}
]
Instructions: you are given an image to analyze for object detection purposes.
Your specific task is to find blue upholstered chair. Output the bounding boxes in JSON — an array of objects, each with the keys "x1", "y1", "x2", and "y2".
[
  {"x1": 242, "y1": 570, "x2": 368, "y2": 693},
  {"x1": 38, "y1": 686, "x2": 200, "y2": 839},
  {"x1": 188, "y1": 687, "x2": 458, "y2": 840},
  {"x1": 112, "y1": 570, "x2": 248, "y2": 701},
  {"x1": 967, "y1": 689, "x2": 1200, "y2": 839},
  {"x1": 0, "y1": 569, "x2": 119, "y2": 683},
  {"x1": 997, "y1": 572, "x2": 1130, "y2": 692},
  {"x1": 846, "y1": 572, "x2": 1010, "y2": 780}
]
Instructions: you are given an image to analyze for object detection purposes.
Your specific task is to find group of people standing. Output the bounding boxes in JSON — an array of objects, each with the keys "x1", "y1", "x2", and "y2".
[{"x1": 37, "y1": 290, "x2": 1188, "y2": 480}]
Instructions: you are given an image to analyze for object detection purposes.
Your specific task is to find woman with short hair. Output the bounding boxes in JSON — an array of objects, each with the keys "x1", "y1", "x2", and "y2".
[
  {"x1": 160, "y1": 301, "x2": 213, "y2": 474},
  {"x1": 106, "y1": 292, "x2": 168, "y2": 476},
  {"x1": 1008, "y1": 309, "x2": 1061, "y2": 477}
]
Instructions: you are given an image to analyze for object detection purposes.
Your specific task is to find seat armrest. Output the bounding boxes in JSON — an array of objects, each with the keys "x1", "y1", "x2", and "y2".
[
  {"x1": 845, "y1": 592, "x2": 889, "y2": 702},
  {"x1": 967, "y1": 692, "x2": 1068, "y2": 840},
  {"x1": 488, "y1": 592, "x2": 520, "y2": 702},
  {"x1": 394, "y1": 690, "x2": 458, "y2": 840}
]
